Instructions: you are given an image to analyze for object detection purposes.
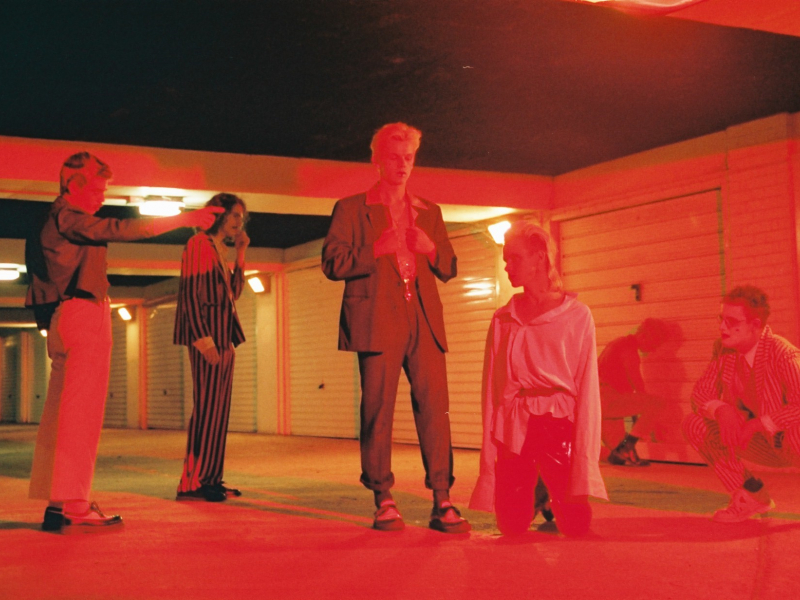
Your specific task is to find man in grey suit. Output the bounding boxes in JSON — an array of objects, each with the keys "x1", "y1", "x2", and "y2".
[{"x1": 322, "y1": 123, "x2": 470, "y2": 533}]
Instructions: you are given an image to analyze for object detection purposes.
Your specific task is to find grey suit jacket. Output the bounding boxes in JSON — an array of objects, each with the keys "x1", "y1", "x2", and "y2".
[{"x1": 321, "y1": 190, "x2": 457, "y2": 353}]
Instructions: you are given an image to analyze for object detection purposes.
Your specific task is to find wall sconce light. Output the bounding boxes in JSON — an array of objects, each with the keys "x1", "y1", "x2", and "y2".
[
  {"x1": 0, "y1": 263, "x2": 24, "y2": 281},
  {"x1": 488, "y1": 221, "x2": 512, "y2": 245},
  {"x1": 136, "y1": 196, "x2": 185, "y2": 217},
  {"x1": 117, "y1": 307, "x2": 133, "y2": 321},
  {"x1": 247, "y1": 274, "x2": 271, "y2": 294}
]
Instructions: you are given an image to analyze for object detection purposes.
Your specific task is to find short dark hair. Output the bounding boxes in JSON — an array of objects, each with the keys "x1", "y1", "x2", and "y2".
[
  {"x1": 59, "y1": 152, "x2": 112, "y2": 194},
  {"x1": 723, "y1": 285, "x2": 770, "y2": 325},
  {"x1": 205, "y1": 193, "x2": 247, "y2": 235}
]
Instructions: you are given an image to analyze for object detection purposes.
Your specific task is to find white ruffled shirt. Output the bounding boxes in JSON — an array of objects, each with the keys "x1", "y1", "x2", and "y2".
[{"x1": 469, "y1": 292, "x2": 608, "y2": 512}]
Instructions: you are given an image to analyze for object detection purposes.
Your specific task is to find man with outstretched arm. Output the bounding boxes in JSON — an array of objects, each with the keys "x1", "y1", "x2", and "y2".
[{"x1": 26, "y1": 152, "x2": 221, "y2": 532}]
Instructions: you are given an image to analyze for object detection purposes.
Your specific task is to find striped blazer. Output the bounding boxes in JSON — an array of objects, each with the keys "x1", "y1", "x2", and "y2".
[
  {"x1": 173, "y1": 232, "x2": 245, "y2": 350},
  {"x1": 691, "y1": 326, "x2": 800, "y2": 432}
]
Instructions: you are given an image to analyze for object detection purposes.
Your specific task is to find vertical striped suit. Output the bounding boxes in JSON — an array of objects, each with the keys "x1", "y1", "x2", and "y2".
[
  {"x1": 683, "y1": 326, "x2": 800, "y2": 492},
  {"x1": 174, "y1": 232, "x2": 245, "y2": 493}
]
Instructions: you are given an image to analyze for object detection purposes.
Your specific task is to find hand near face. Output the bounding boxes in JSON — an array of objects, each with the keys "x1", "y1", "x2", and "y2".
[
  {"x1": 234, "y1": 230, "x2": 250, "y2": 252},
  {"x1": 373, "y1": 227, "x2": 400, "y2": 257},
  {"x1": 406, "y1": 226, "x2": 435, "y2": 256}
]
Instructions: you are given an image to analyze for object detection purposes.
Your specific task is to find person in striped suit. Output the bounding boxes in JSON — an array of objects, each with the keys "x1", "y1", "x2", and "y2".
[
  {"x1": 174, "y1": 193, "x2": 249, "y2": 502},
  {"x1": 683, "y1": 285, "x2": 800, "y2": 522}
]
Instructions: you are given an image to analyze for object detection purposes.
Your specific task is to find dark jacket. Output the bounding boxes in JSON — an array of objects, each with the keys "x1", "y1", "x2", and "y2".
[
  {"x1": 321, "y1": 190, "x2": 456, "y2": 353},
  {"x1": 26, "y1": 196, "x2": 156, "y2": 308}
]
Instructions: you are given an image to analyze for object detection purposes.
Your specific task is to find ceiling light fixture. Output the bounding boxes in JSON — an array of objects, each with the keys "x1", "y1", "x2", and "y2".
[
  {"x1": 562, "y1": 0, "x2": 709, "y2": 15},
  {"x1": 0, "y1": 263, "x2": 24, "y2": 281},
  {"x1": 488, "y1": 221, "x2": 512, "y2": 245},
  {"x1": 137, "y1": 196, "x2": 185, "y2": 217},
  {"x1": 247, "y1": 274, "x2": 270, "y2": 294}
]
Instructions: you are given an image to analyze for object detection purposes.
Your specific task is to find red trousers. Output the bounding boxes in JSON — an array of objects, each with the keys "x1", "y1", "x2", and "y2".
[{"x1": 495, "y1": 414, "x2": 592, "y2": 536}]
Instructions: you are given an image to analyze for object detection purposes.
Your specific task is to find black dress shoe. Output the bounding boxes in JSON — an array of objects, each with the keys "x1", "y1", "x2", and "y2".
[
  {"x1": 43, "y1": 503, "x2": 123, "y2": 532},
  {"x1": 212, "y1": 482, "x2": 242, "y2": 497},
  {"x1": 42, "y1": 506, "x2": 65, "y2": 531},
  {"x1": 608, "y1": 445, "x2": 650, "y2": 467},
  {"x1": 176, "y1": 485, "x2": 226, "y2": 502}
]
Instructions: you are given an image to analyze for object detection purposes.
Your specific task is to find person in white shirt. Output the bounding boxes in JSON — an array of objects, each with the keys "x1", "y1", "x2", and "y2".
[{"x1": 470, "y1": 221, "x2": 608, "y2": 536}]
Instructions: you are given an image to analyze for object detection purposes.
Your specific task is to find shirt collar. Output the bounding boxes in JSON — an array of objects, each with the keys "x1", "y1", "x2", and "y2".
[
  {"x1": 742, "y1": 326, "x2": 769, "y2": 367},
  {"x1": 507, "y1": 291, "x2": 577, "y2": 325},
  {"x1": 365, "y1": 183, "x2": 427, "y2": 209}
]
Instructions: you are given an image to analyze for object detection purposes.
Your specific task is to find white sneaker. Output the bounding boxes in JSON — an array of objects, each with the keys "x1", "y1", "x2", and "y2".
[{"x1": 712, "y1": 488, "x2": 775, "y2": 523}]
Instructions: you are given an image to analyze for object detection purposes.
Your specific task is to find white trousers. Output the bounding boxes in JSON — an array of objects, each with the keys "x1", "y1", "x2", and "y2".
[{"x1": 29, "y1": 298, "x2": 112, "y2": 501}]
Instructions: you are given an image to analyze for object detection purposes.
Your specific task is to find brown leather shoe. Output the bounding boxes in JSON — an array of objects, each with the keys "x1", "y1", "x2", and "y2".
[
  {"x1": 429, "y1": 502, "x2": 471, "y2": 534},
  {"x1": 373, "y1": 500, "x2": 405, "y2": 531}
]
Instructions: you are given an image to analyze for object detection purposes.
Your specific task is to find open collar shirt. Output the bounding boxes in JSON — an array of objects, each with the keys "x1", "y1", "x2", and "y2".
[{"x1": 470, "y1": 292, "x2": 608, "y2": 512}]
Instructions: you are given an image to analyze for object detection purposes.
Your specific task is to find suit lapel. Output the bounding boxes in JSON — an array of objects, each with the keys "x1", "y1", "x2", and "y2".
[
  {"x1": 753, "y1": 329, "x2": 769, "y2": 413},
  {"x1": 364, "y1": 198, "x2": 401, "y2": 277}
]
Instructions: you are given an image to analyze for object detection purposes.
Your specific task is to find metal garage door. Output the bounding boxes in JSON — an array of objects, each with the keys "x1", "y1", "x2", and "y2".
[
  {"x1": 286, "y1": 265, "x2": 359, "y2": 438},
  {"x1": 559, "y1": 190, "x2": 725, "y2": 462},
  {"x1": 146, "y1": 304, "x2": 185, "y2": 429},
  {"x1": 104, "y1": 316, "x2": 128, "y2": 428}
]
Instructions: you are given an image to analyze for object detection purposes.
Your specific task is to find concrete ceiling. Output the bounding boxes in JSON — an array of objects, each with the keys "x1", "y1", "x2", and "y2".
[
  {"x1": 1, "y1": 0, "x2": 799, "y2": 300},
  {"x1": 3, "y1": 0, "x2": 800, "y2": 176}
]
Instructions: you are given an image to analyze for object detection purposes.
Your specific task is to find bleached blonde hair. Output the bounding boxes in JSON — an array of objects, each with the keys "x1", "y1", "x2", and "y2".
[
  {"x1": 370, "y1": 122, "x2": 422, "y2": 163},
  {"x1": 504, "y1": 220, "x2": 563, "y2": 291}
]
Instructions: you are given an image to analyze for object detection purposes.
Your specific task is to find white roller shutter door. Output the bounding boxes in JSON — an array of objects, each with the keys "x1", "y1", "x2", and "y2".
[
  {"x1": 104, "y1": 316, "x2": 128, "y2": 428},
  {"x1": 559, "y1": 190, "x2": 724, "y2": 462},
  {"x1": 286, "y1": 266, "x2": 360, "y2": 438},
  {"x1": 1, "y1": 335, "x2": 19, "y2": 423},
  {"x1": 146, "y1": 304, "x2": 185, "y2": 429},
  {"x1": 229, "y1": 288, "x2": 257, "y2": 432}
]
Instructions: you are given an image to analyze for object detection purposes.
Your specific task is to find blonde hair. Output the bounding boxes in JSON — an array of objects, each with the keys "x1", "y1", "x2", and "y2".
[
  {"x1": 504, "y1": 221, "x2": 563, "y2": 291},
  {"x1": 370, "y1": 122, "x2": 422, "y2": 162}
]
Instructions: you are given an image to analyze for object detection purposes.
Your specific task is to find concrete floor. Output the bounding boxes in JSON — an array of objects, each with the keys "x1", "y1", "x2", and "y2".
[{"x1": 2, "y1": 424, "x2": 799, "y2": 600}]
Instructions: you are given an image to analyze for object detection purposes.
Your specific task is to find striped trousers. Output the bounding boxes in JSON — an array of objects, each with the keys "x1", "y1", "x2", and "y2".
[
  {"x1": 178, "y1": 345, "x2": 236, "y2": 493},
  {"x1": 683, "y1": 412, "x2": 800, "y2": 492}
]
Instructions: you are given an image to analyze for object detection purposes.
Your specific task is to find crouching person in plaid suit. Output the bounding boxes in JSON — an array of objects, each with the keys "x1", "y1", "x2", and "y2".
[{"x1": 684, "y1": 285, "x2": 800, "y2": 523}]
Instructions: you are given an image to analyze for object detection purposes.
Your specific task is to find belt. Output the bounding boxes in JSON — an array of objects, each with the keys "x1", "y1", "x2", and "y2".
[{"x1": 517, "y1": 387, "x2": 568, "y2": 398}]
